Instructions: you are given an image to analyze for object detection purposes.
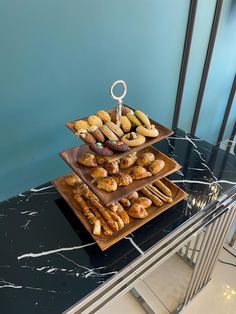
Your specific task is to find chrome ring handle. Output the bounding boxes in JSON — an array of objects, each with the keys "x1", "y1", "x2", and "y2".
[{"x1": 110, "y1": 80, "x2": 127, "y2": 105}]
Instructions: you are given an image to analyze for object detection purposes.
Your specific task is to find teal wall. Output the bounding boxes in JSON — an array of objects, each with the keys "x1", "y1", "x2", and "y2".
[{"x1": 0, "y1": 0, "x2": 235, "y2": 201}]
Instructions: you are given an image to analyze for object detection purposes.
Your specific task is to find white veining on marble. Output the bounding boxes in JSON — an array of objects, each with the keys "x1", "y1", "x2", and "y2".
[
  {"x1": 0, "y1": 278, "x2": 22, "y2": 289},
  {"x1": 17, "y1": 242, "x2": 95, "y2": 260},
  {"x1": 173, "y1": 179, "x2": 236, "y2": 186},
  {"x1": 21, "y1": 219, "x2": 31, "y2": 230},
  {"x1": 125, "y1": 236, "x2": 144, "y2": 256},
  {"x1": 30, "y1": 185, "x2": 53, "y2": 192}
]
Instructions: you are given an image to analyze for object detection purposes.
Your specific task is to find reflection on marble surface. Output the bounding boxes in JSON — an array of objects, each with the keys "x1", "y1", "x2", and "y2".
[{"x1": 0, "y1": 129, "x2": 236, "y2": 314}]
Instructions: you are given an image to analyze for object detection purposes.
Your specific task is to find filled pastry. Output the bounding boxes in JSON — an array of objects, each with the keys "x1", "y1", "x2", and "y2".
[
  {"x1": 78, "y1": 153, "x2": 97, "y2": 167},
  {"x1": 104, "y1": 140, "x2": 130, "y2": 152},
  {"x1": 90, "y1": 167, "x2": 108, "y2": 179},
  {"x1": 127, "y1": 203, "x2": 148, "y2": 219},
  {"x1": 132, "y1": 197, "x2": 152, "y2": 208},
  {"x1": 120, "y1": 152, "x2": 137, "y2": 169},
  {"x1": 113, "y1": 173, "x2": 133, "y2": 186},
  {"x1": 89, "y1": 142, "x2": 113, "y2": 156},
  {"x1": 130, "y1": 166, "x2": 152, "y2": 180},
  {"x1": 136, "y1": 125, "x2": 159, "y2": 137},
  {"x1": 105, "y1": 161, "x2": 120, "y2": 175},
  {"x1": 96, "y1": 177, "x2": 118, "y2": 192},
  {"x1": 136, "y1": 152, "x2": 155, "y2": 167},
  {"x1": 148, "y1": 159, "x2": 165, "y2": 175},
  {"x1": 121, "y1": 132, "x2": 146, "y2": 147}
]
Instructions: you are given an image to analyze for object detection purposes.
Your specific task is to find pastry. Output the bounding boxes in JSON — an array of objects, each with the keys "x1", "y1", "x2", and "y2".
[
  {"x1": 126, "y1": 191, "x2": 139, "y2": 202},
  {"x1": 108, "y1": 210, "x2": 124, "y2": 229},
  {"x1": 89, "y1": 142, "x2": 113, "y2": 156},
  {"x1": 136, "y1": 152, "x2": 155, "y2": 167},
  {"x1": 148, "y1": 159, "x2": 165, "y2": 175},
  {"x1": 132, "y1": 197, "x2": 152, "y2": 208},
  {"x1": 126, "y1": 112, "x2": 142, "y2": 126},
  {"x1": 96, "y1": 155, "x2": 106, "y2": 165},
  {"x1": 100, "y1": 125, "x2": 118, "y2": 141},
  {"x1": 120, "y1": 115, "x2": 132, "y2": 133},
  {"x1": 130, "y1": 166, "x2": 152, "y2": 180},
  {"x1": 90, "y1": 167, "x2": 108, "y2": 179},
  {"x1": 135, "y1": 110, "x2": 151, "y2": 126},
  {"x1": 78, "y1": 153, "x2": 97, "y2": 167},
  {"x1": 96, "y1": 177, "x2": 118, "y2": 192},
  {"x1": 108, "y1": 202, "x2": 119, "y2": 212},
  {"x1": 121, "y1": 106, "x2": 133, "y2": 115},
  {"x1": 88, "y1": 115, "x2": 103, "y2": 127},
  {"x1": 136, "y1": 125, "x2": 159, "y2": 137},
  {"x1": 104, "y1": 140, "x2": 130, "y2": 152},
  {"x1": 121, "y1": 132, "x2": 146, "y2": 147},
  {"x1": 93, "y1": 220, "x2": 101, "y2": 236},
  {"x1": 113, "y1": 173, "x2": 133, "y2": 186},
  {"x1": 141, "y1": 187, "x2": 163, "y2": 207},
  {"x1": 147, "y1": 185, "x2": 172, "y2": 203},
  {"x1": 76, "y1": 129, "x2": 97, "y2": 144},
  {"x1": 96, "y1": 110, "x2": 111, "y2": 123},
  {"x1": 88, "y1": 126, "x2": 105, "y2": 142},
  {"x1": 127, "y1": 203, "x2": 148, "y2": 219},
  {"x1": 65, "y1": 173, "x2": 82, "y2": 186},
  {"x1": 153, "y1": 180, "x2": 172, "y2": 197},
  {"x1": 119, "y1": 198, "x2": 131, "y2": 207},
  {"x1": 105, "y1": 121, "x2": 124, "y2": 138},
  {"x1": 116, "y1": 205, "x2": 130, "y2": 224},
  {"x1": 105, "y1": 161, "x2": 119, "y2": 175},
  {"x1": 74, "y1": 195, "x2": 98, "y2": 226},
  {"x1": 90, "y1": 207, "x2": 113, "y2": 235},
  {"x1": 120, "y1": 152, "x2": 137, "y2": 169},
  {"x1": 74, "y1": 120, "x2": 90, "y2": 131}
]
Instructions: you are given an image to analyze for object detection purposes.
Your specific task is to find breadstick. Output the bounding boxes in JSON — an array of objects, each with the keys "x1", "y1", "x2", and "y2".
[
  {"x1": 108, "y1": 210, "x2": 124, "y2": 229},
  {"x1": 117, "y1": 208, "x2": 130, "y2": 225},
  {"x1": 90, "y1": 206, "x2": 113, "y2": 236},
  {"x1": 90, "y1": 199, "x2": 119, "y2": 231},
  {"x1": 141, "y1": 188, "x2": 163, "y2": 207},
  {"x1": 74, "y1": 195, "x2": 98, "y2": 225},
  {"x1": 153, "y1": 180, "x2": 172, "y2": 197},
  {"x1": 147, "y1": 185, "x2": 172, "y2": 203},
  {"x1": 93, "y1": 220, "x2": 101, "y2": 236}
]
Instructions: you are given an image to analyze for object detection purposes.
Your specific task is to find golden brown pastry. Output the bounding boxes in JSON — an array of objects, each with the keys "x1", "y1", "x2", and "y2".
[
  {"x1": 127, "y1": 203, "x2": 148, "y2": 219},
  {"x1": 136, "y1": 152, "x2": 155, "y2": 167},
  {"x1": 76, "y1": 129, "x2": 97, "y2": 144},
  {"x1": 117, "y1": 208, "x2": 130, "y2": 224},
  {"x1": 141, "y1": 187, "x2": 163, "y2": 207},
  {"x1": 96, "y1": 110, "x2": 111, "y2": 123},
  {"x1": 108, "y1": 210, "x2": 124, "y2": 229},
  {"x1": 132, "y1": 197, "x2": 152, "y2": 208},
  {"x1": 113, "y1": 173, "x2": 133, "y2": 186},
  {"x1": 100, "y1": 125, "x2": 118, "y2": 141},
  {"x1": 88, "y1": 115, "x2": 103, "y2": 127},
  {"x1": 108, "y1": 202, "x2": 119, "y2": 212},
  {"x1": 120, "y1": 115, "x2": 132, "y2": 133},
  {"x1": 136, "y1": 125, "x2": 159, "y2": 137},
  {"x1": 130, "y1": 166, "x2": 152, "y2": 180},
  {"x1": 93, "y1": 220, "x2": 101, "y2": 236},
  {"x1": 120, "y1": 152, "x2": 137, "y2": 169},
  {"x1": 153, "y1": 180, "x2": 172, "y2": 197},
  {"x1": 148, "y1": 159, "x2": 165, "y2": 175},
  {"x1": 90, "y1": 206, "x2": 113, "y2": 235},
  {"x1": 74, "y1": 120, "x2": 90, "y2": 131},
  {"x1": 126, "y1": 112, "x2": 142, "y2": 126},
  {"x1": 121, "y1": 132, "x2": 146, "y2": 147},
  {"x1": 88, "y1": 125, "x2": 105, "y2": 142},
  {"x1": 96, "y1": 155, "x2": 106, "y2": 165},
  {"x1": 65, "y1": 173, "x2": 82, "y2": 186},
  {"x1": 121, "y1": 106, "x2": 133, "y2": 115},
  {"x1": 78, "y1": 153, "x2": 97, "y2": 167},
  {"x1": 147, "y1": 185, "x2": 172, "y2": 203},
  {"x1": 105, "y1": 121, "x2": 124, "y2": 138},
  {"x1": 127, "y1": 191, "x2": 139, "y2": 203},
  {"x1": 96, "y1": 177, "x2": 118, "y2": 192},
  {"x1": 90, "y1": 167, "x2": 108, "y2": 179},
  {"x1": 105, "y1": 161, "x2": 119, "y2": 175},
  {"x1": 119, "y1": 198, "x2": 131, "y2": 207},
  {"x1": 134, "y1": 110, "x2": 151, "y2": 126}
]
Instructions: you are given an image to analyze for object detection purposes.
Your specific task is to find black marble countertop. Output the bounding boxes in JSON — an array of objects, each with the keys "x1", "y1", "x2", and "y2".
[{"x1": 1, "y1": 129, "x2": 236, "y2": 314}]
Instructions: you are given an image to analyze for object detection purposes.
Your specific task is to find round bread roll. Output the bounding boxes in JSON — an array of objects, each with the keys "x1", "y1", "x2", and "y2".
[
  {"x1": 74, "y1": 120, "x2": 90, "y2": 131},
  {"x1": 88, "y1": 115, "x2": 103, "y2": 127}
]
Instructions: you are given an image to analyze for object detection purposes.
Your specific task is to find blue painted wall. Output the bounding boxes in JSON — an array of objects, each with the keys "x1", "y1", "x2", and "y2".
[{"x1": 0, "y1": 0, "x2": 235, "y2": 200}]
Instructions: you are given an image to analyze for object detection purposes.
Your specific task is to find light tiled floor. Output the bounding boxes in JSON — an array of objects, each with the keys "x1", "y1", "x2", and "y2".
[{"x1": 99, "y1": 248, "x2": 236, "y2": 314}]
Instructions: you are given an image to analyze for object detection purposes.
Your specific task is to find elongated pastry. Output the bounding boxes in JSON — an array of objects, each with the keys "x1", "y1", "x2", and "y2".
[
  {"x1": 121, "y1": 106, "x2": 133, "y2": 115},
  {"x1": 108, "y1": 210, "x2": 124, "y2": 229},
  {"x1": 120, "y1": 152, "x2": 137, "y2": 169},
  {"x1": 116, "y1": 203, "x2": 130, "y2": 224},
  {"x1": 119, "y1": 198, "x2": 131, "y2": 207},
  {"x1": 74, "y1": 120, "x2": 90, "y2": 131},
  {"x1": 127, "y1": 203, "x2": 148, "y2": 219},
  {"x1": 96, "y1": 177, "x2": 117, "y2": 192},
  {"x1": 105, "y1": 121, "x2": 124, "y2": 138},
  {"x1": 78, "y1": 153, "x2": 97, "y2": 167},
  {"x1": 104, "y1": 140, "x2": 130, "y2": 152},
  {"x1": 90, "y1": 206, "x2": 113, "y2": 235},
  {"x1": 148, "y1": 159, "x2": 165, "y2": 175},
  {"x1": 88, "y1": 125, "x2": 105, "y2": 142},
  {"x1": 108, "y1": 202, "x2": 119, "y2": 212},
  {"x1": 96, "y1": 110, "x2": 111, "y2": 123},
  {"x1": 89, "y1": 142, "x2": 113, "y2": 156},
  {"x1": 130, "y1": 166, "x2": 152, "y2": 180},
  {"x1": 77, "y1": 129, "x2": 97, "y2": 144},
  {"x1": 93, "y1": 220, "x2": 101, "y2": 236},
  {"x1": 120, "y1": 115, "x2": 132, "y2": 133},
  {"x1": 126, "y1": 112, "x2": 142, "y2": 126},
  {"x1": 88, "y1": 115, "x2": 103, "y2": 127},
  {"x1": 153, "y1": 180, "x2": 172, "y2": 197},
  {"x1": 122, "y1": 132, "x2": 146, "y2": 147},
  {"x1": 100, "y1": 125, "x2": 118, "y2": 141},
  {"x1": 135, "y1": 110, "x2": 151, "y2": 126},
  {"x1": 74, "y1": 195, "x2": 98, "y2": 225},
  {"x1": 132, "y1": 197, "x2": 152, "y2": 208},
  {"x1": 136, "y1": 152, "x2": 155, "y2": 167},
  {"x1": 147, "y1": 185, "x2": 172, "y2": 203},
  {"x1": 141, "y1": 187, "x2": 163, "y2": 207},
  {"x1": 136, "y1": 125, "x2": 159, "y2": 137}
]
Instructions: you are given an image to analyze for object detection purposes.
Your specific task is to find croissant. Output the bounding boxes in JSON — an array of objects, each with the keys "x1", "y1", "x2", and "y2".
[
  {"x1": 127, "y1": 203, "x2": 148, "y2": 219},
  {"x1": 78, "y1": 153, "x2": 97, "y2": 167},
  {"x1": 136, "y1": 152, "x2": 155, "y2": 167},
  {"x1": 120, "y1": 152, "x2": 137, "y2": 169},
  {"x1": 130, "y1": 166, "x2": 152, "y2": 180},
  {"x1": 96, "y1": 177, "x2": 118, "y2": 192}
]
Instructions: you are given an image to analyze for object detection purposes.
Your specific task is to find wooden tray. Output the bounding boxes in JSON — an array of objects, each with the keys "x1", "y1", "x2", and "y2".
[
  {"x1": 53, "y1": 175, "x2": 188, "y2": 251},
  {"x1": 59, "y1": 145, "x2": 181, "y2": 206},
  {"x1": 65, "y1": 106, "x2": 173, "y2": 162}
]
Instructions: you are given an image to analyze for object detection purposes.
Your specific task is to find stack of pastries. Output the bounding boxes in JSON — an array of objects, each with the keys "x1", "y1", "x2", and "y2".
[
  {"x1": 64, "y1": 173, "x2": 173, "y2": 237},
  {"x1": 73, "y1": 107, "x2": 159, "y2": 156},
  {"x1": 77, "y1": 150, "x2": 166, "y2": 192}
]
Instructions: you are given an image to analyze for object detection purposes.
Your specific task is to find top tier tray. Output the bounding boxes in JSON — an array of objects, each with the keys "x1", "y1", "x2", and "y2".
[{"x1": 65, "y1": 106, "x2": 173, "y2": 162}]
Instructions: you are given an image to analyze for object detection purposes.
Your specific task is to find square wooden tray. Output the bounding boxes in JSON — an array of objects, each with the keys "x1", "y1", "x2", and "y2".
[
  {"x1": 59, "y1": 145, "x2": 181, "y2": 206},
  {"x1": 65, "y1": 106, "x2": 173, "y2": 162},
  {"x1": 53, "y1": 175, "x2": 188, "y2": 251}
]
